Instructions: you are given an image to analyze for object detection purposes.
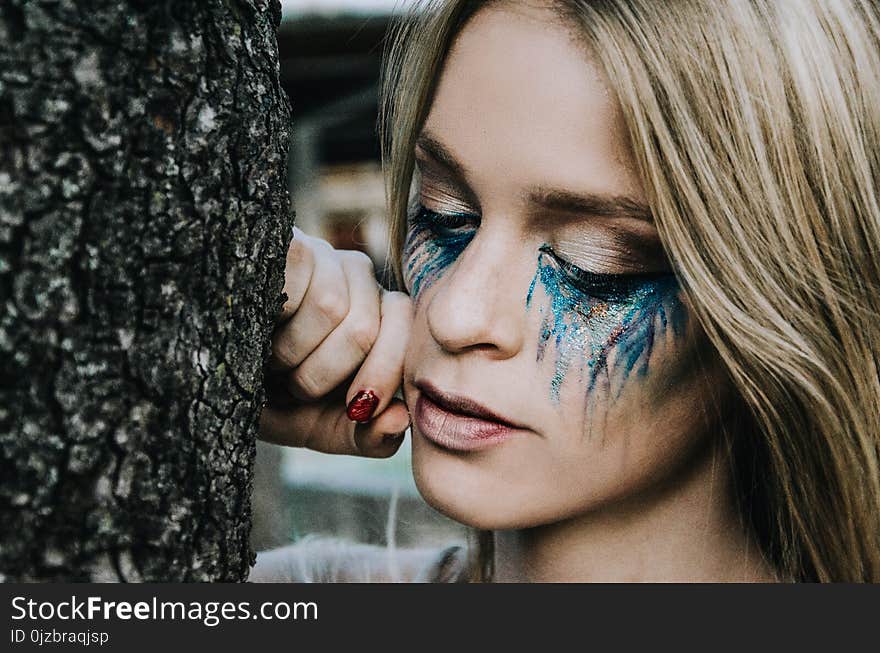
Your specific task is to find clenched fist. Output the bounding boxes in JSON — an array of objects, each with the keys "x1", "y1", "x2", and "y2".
[{"x1": 260, "y1": 227, "x2": 413, "y2": 458}]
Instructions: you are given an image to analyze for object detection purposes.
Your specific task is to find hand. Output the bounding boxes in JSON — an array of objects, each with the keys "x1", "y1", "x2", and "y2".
[{"x1": 259, "y1": 227, "x2": 413, "y2": 458}]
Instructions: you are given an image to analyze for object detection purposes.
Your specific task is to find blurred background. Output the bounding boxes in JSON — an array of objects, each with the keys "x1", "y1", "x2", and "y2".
[{"x1": 251, "y1": 0, "x2": 468, "y2": 554}]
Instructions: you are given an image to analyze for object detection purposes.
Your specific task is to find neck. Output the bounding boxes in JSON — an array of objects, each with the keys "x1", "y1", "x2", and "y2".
[{"x1": 491, "y1": 438, "x2": 779, "y2": 583}]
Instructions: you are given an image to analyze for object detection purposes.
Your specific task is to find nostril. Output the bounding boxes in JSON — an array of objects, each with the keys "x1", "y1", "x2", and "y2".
[{"x1": 425, "y1": 282, "x2": 524, "y2": 359}]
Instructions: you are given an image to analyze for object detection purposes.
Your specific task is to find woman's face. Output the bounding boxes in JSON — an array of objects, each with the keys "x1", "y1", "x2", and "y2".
[{"x1": 402, "y1": 2, "x2": 727, "y2": 529}]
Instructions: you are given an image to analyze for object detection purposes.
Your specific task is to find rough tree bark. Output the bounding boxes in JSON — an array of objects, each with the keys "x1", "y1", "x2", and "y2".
[{"x1": 0, "y1": 0, "x2": 293, "y2": 581}]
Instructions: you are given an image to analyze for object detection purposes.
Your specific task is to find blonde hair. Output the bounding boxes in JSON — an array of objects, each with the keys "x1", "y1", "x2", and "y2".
[{"x1": 379, "y1": 0, "x2": 880, "y2": 582}]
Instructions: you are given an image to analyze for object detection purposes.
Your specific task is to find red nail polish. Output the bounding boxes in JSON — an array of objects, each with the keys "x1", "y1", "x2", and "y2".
[{"x1": 346, "y1": 390, "x2": 379, "y2": 423}]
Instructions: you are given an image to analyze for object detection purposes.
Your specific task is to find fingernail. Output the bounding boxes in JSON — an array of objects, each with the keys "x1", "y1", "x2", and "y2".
[
  {"x1": 347, "y1": 390, "x2": 379, "y2": 423},
  {"x1": 383, "y1": 432, "x2": 405, "y2": 445}
]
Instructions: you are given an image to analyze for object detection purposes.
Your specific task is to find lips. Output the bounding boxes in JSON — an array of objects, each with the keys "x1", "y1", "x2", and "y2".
[{"x1": 413, "y1": 381, "x2": 525, "y2": 452}]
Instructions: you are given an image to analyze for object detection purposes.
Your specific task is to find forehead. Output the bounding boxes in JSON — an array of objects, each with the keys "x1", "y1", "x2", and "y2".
[{"x1": 423, "y1": 2, "x2": 643, "y2": 201}]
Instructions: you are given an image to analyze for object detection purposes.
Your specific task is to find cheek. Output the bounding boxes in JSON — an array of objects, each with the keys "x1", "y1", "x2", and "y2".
[
  {"x1": 539, "y1": 301, "x2": 729, "y2": 515},
  {"x1": 519, "y1": 336, "x2": 727, "y2": 525},
  {"x1": 402, "y1": 299, "x2": 430, "y2": 380}
]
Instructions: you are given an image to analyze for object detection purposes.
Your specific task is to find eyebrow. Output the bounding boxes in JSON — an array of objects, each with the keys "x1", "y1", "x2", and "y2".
[
  {"x1": 527, "y1": 187, "x2": 653, "y2": 223},
  {"x1": 415, "y1": 130, "x2": 654, "y2": 224},
  {"x1": 415, "y1": 132, "x2": 472, "y2": 184}
]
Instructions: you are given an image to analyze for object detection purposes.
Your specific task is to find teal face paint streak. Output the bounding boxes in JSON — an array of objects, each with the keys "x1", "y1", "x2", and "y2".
[
  {"x1": 403, "y1": 205, "x2": 477, "y2": 300},
  {"x1": 526, "y1": 244, "x2": 686, "y2": 402}
]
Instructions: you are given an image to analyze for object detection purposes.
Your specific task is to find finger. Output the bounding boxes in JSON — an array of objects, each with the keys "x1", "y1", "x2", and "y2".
[
  {"x1": 277, "y1": 228, "x2": 316, "y2": 323},
  {"x1": 344, "y1": 290, "x2": 413, "y2": 422},
  {"x1": 353, "y1": 398, "x2": 410, "y2": 455},
  {"x1": 287, "y1": 251, "x2": 381, "y2": 400},
  {"x1": 259, "y1": 399, "x2": 408, "y2": 459},
  {"x1": 259, "y1": 401, "x2": 343, "y2": 450},
  {"x1": 270, "y1": 242, "x2": 351, "y2": 370}
]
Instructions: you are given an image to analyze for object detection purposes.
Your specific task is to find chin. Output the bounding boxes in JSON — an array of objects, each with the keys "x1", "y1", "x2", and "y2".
[
  {"x1": 410, "y1": 437, "x2": 561, "y2": 530},
  {"x1": 414, "y1": 477, "x2": 496, "y2": 529},
  {"x1": 414, "y1": 482, "x2": 522, "y2": 530}
]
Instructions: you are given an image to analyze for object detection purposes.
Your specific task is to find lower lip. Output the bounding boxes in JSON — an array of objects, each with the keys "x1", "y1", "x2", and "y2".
[{"x1": 414, "y1": 394, "x2": 519, "y2": 452}]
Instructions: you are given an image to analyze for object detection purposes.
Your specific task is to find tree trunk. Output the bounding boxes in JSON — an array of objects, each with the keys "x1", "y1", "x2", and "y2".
[{"x1": 0, "y1": 0, "x2": 292, "y2": 581}]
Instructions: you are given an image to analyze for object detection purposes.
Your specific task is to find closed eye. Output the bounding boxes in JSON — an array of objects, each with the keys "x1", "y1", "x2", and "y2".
[
  {"x1": 411, "y1": 204, "x2": 480, "y2": 236},
  {"x1": 540, "y1": 244, "x2": 674, "y2": 302}
]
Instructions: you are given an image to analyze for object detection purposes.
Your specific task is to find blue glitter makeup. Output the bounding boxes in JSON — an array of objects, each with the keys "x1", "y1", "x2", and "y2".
[
  {"x1": 526, "y1": 244, "x2": 687, "y2": 401},
  {"x1": 403, "y1": 204, "x2": 477, "y2": 299}
]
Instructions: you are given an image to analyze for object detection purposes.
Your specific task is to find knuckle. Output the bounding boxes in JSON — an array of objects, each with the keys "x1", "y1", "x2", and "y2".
[
  {"x1": 345, "y1": 315, "x2": 379, "y2": 357},
  {"x1": 313, "y1": 289, "x2": 349, "y2": 326},
  {"x1": 383, "y1": 290, "x2": 414, "y2": 316},
  {"x1": 270, "y1": 339, "x2": 296, "y2": 370},
  {"x1": 279, "y1": 284, "x2": 303, "y2": 320},
  {"x1": 270, "y1": 331, "x2": 297, "y2": 369},
  {"x1": 385, "y1": 289, "x2": 409, "y2": 303},
  {"x1": 289, "y1": 367, "x2": 324, "y2": 401},
  {"x1": 344, "y1": 249, "x2": 375, "y2": 272},
  {"x1": 271, "y1": 346, "x2": 296, "y2": 371},
  {"x1": 310, "y1": 235, "x2": 334, "y2": 252},
  {"x1": 287, "y1": 232, "x2": 314, "y2": 269},
  {"x1": 279, "y1": 294, "x2": 297, "y2": 321}
]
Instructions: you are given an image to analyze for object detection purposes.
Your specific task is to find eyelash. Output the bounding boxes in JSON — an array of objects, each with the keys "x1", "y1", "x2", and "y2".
[
  {"x1": 538, "y1": 245, "x2": 670, "y2": 302},
  {"x1": 410, "y1": 203, "x2": 670, "y2": 301},
  {"x1": 411, "y1": 204, "x2": 479, "y2": 233}
]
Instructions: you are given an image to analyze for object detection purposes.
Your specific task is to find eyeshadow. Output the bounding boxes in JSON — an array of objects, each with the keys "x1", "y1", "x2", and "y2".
[
  {"x1": 402, "y1": 205, "x2": 476, "y2": 299},
  {"x1": 402, "y1": 210, "x2": 688, "y2": 406},
  {"x1": 526, "y1": 244, "x2": 687, "y2": 401}
]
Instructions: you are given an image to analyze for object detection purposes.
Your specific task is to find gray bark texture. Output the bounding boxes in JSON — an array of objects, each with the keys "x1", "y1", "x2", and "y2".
[{"x1": 0, "y1": 0, "x2": 293, "y2": 581}]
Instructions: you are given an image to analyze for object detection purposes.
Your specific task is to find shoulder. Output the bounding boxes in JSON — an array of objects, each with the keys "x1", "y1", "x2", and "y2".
[{"x1": 248, "y1": 535, "x2": 470, "y2": 583}]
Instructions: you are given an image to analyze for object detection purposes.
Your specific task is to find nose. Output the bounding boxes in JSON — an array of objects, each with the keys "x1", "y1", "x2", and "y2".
[{"x1": 424, "y1": 229, "x2": 526, "y2": 359}]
